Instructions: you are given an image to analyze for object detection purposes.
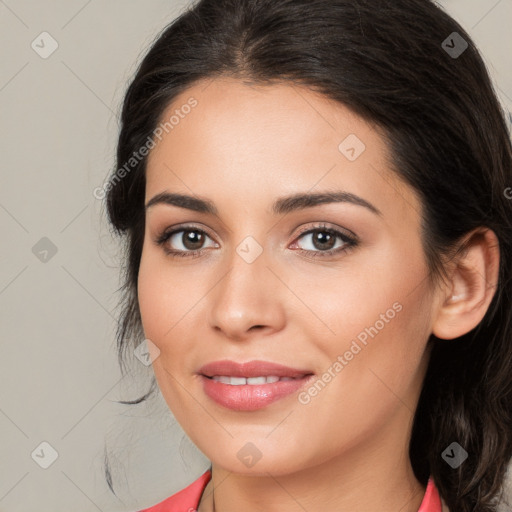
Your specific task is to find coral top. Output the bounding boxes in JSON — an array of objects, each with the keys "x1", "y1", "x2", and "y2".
[{"x1": 139, "y1": 469, "x2": 444, "y2": 512}]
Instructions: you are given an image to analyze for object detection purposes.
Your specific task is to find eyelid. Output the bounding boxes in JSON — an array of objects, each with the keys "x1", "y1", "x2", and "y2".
[
  {"x1": 292, "y1": 222, "x2": 357, "y2": 241},
  {"x1": 154, "y1": 222, "x2": 217, "y2": 243}
]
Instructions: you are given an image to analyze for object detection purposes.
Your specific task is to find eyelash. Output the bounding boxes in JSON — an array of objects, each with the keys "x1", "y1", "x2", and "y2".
[{"x1": 154, "y1": 223, "x2": 359, "y2": 260}]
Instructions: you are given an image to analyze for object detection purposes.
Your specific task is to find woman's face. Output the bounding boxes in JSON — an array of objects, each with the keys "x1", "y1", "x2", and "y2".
[{"x1": 138, "y1": 77, "x2": 442, "y2": 476}]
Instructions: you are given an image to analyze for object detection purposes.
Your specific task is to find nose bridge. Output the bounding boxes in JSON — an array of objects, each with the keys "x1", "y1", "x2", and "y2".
[{"x1": 208, "y1": 233, "x2": 285, "y2": 339}]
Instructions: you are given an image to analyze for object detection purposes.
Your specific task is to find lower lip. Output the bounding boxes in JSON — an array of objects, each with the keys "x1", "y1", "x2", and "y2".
[{"x1": 200, "y1": 375, "x2": 314, "y2": 411}]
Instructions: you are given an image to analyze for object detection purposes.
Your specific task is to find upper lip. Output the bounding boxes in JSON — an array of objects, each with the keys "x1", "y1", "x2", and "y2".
[{"x1": 199, "y1": 360, "x2": 314, "y2": 378}]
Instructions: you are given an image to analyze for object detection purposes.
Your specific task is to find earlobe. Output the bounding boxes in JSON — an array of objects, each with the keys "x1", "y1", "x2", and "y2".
[{"x1": 432, "y1": 228, "x2": 500, "y2": 340}]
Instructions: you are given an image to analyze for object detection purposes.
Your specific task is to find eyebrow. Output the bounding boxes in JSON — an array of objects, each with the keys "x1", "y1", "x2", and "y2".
[{"x1": 145, "y1": 191, "x2": 382, "y2": 216}]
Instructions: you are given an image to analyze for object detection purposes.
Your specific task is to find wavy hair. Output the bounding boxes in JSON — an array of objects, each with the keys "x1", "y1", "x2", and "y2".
[{"x1": 104, "y1": 1, "x2": 512, "y2": 510}]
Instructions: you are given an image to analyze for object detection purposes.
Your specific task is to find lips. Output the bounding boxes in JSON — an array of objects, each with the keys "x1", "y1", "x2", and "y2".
[
  {"x1": 198, "y1": 360, "x2": 315, "y2": 411},
  {"x1": 198, "y1": 359, "x2": 313, "y2": 379}
]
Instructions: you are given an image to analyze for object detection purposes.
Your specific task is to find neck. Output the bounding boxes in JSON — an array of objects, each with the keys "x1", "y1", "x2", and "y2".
[{"x1": 198, "y1": 405, "x2": 427, "y2": 512}]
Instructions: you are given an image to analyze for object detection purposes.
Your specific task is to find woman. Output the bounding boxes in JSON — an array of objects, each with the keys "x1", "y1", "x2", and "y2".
[{"x1": 103, "y1": 0, "x2": 512, "y2": 510}]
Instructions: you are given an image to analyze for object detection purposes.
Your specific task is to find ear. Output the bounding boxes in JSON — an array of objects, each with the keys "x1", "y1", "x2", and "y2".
[{"x1": 432, "y1": 228, "x2": 500, "y2": 340}]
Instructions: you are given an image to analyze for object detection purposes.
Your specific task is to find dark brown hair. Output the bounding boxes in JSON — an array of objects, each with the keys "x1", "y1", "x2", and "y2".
[{"x1": 104, "y1": 1, "x2": 512, "y2": 510}]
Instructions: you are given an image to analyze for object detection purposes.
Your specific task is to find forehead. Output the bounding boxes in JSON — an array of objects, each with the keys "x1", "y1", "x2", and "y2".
[{"x1": 145, "y1": 77, "x2": 421, "y2": 223}]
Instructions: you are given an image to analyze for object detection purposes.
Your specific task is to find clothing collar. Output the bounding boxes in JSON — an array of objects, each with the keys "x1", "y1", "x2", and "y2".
[{"x1": 417, "y1": 476, "x2": 444, "y2": 512}]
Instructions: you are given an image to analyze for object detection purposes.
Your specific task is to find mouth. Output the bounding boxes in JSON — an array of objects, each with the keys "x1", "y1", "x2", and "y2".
[
  {"x1": 205, "y1": 375, "x2": 306, "y2": 386},
  {"x1": 205, "y1": 375, "x2": 307, "y2": 385},
  {"x1": 198, "y1": 360, "x2": 315, "y2": 411},
  {"x1": 198, "y1": 359, "x2": 313, "y2": 379}
]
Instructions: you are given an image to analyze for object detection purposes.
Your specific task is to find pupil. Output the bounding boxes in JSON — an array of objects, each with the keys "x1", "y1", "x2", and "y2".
[
  {"x1": 183, "y1": 230, "x2": 204, "y2": 250},
  {"x1": 314, "y1": 230, "x2": 335, "y2": 250}
]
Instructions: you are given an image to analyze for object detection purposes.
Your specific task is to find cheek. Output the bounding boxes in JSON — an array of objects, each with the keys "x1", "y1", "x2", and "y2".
[
  {"x1": 294, "y1": 289, "x2": 431, "y2": 463},
  {"x1": 304, "y1": 238, "x2": 432, "y2": 398},
  {"x1": 336, "y1": 287, "x2": 431, "y2": 418},
  {"x1": 137, "y1": 252, "x2": 198, "y2": 422},
  {"x1": 298, "y1": 241, "x2": 426, "y2": 347},
  {"x1": 137, "y1": 253, "x2": 166, "y2": 342},
  {"x1": 137, "y1": 247, "x2": 195, "y2": 341},
  {"x1": 137, "y1": 252, "x2": 189, "y2": 358},
  {"x1": 137, "y1": 247, "x2": 214, "y2": 383}
]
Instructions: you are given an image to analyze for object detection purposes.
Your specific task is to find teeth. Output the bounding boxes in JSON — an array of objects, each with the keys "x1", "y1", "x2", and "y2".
[
  {"x1": 247, "y1": 376, "x2": 269, "y2": 385},
  {"x1": 211, "y1": 375, "x2": 298, "y2": 385}
]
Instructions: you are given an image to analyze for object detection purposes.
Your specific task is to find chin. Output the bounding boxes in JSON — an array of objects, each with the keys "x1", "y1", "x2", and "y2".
[{"x1": 205, "y1": 443, "x2": 318, "y2": 477}]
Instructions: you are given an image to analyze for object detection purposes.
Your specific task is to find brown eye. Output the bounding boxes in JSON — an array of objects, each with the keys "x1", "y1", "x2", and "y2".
[
  {"x1": 180, "y1": 230, "x2": 206, "y2": 250},
  {"x1": 155, "y1": 226, "x2": 218, "y2": 257},
  {"x1": 309, "y1": 230, "x2": 337, "y2": 251},
  {"x1": 294, "y1": 228, "x2": 353, "y2": 253}
]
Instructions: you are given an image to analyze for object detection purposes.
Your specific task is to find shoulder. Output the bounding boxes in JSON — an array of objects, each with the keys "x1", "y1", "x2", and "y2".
[{"x1": 138, "y1": 469, "x2": 212, "y2": 512}]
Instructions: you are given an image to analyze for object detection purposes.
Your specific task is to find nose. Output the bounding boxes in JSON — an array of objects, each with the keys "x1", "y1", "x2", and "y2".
[{"x1": 208, "y1": 246, "x2": 286, "y2": 341}]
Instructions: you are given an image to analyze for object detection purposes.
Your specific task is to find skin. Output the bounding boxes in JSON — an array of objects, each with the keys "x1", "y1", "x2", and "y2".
[{"x1": 138, "y1": 77, "x2": 499, "y2": 512}]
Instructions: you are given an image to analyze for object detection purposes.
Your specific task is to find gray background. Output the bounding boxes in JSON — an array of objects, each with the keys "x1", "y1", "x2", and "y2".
[{"x1": 0, "y1": 1, "x2": 511, "y2": 511}]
